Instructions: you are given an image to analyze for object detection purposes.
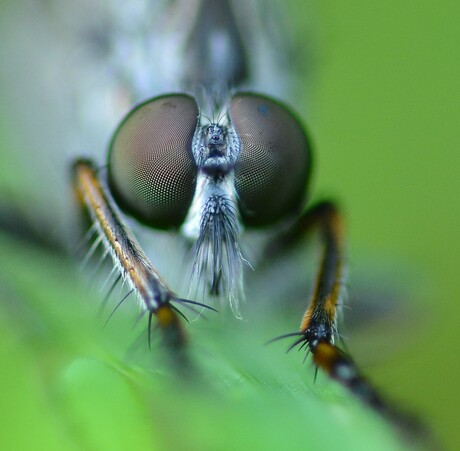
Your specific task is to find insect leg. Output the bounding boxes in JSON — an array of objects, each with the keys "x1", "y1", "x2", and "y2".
[
  {"x1": 269, "y1": 200, "x2": 371, "y2": 386},
  {"x1": 268, "y1": 201, "x2": 344, "y2": 349},
  {"x1": 269, "y1": 201, "x2": 413, "y2": 419},
  {"x1": 268, "y1": 201, "x2": 434, "y2": 444},
  {"x1": 73, "y1": 158, "x2": 187, "y2": 354}
]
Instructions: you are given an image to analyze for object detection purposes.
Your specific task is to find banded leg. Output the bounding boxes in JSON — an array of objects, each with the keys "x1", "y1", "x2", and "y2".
[
  {"x1": 73, "y1": 159, "x2": 208, "y2": 356},
  {"x1": 268, "y1": 201, "x2": 344, "y2": 349},
  {"x1": 270, "y1": 201, "x2": 413, "y2": 421}
]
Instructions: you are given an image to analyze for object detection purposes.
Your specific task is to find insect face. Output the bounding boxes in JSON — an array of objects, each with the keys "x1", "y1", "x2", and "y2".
[
  {"x1": 107, "y1": 92, "x2": 311, "y2": 312},
  {"x1": 108, "y1": 93, "x2": 312, "y2": 232}
]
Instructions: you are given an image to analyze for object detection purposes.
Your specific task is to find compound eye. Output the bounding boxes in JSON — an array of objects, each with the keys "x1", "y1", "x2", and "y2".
[
  {"x1": 230, "y1": 94, "x2": 311, "y2": 226},
  {"x1": 108, "y1": 95, "x2": 198, "y2": 228}
]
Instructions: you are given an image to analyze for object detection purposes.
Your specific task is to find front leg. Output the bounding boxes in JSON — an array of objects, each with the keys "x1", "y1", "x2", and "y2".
[
  {"x1": 73, "y1": 159, "x2": 210, "y2": 357},
  {"x1": 269, "y1": 202, "x2": 422, "y2": 431},
  {"x1": 269, "y1": 201, "x2": 344, "y2": 351}
]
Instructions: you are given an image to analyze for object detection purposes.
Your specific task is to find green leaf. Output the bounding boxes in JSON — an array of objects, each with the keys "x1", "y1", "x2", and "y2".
[{"x1": 0, "y1": 232, "x2": 413, "y2": 451}]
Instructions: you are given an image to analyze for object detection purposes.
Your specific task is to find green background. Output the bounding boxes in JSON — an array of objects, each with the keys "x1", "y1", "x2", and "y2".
[
  {"x1": 303, "y1": 2, "x2": 460, "y2": 449},
  {"x1": 0, "y1": 0, "x2": 459, "y2": 450}
]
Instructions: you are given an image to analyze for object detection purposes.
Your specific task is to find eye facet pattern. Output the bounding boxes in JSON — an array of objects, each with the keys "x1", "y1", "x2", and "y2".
[
  {"x1": 230, "y1": 93, "x2": 312, "y2": 226},
  {"x1": 108, "y1": 94, "x2": 198, "y2": 228}
]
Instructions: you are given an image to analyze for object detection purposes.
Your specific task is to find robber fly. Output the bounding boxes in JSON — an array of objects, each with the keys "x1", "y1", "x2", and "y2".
[{"x1": 72, "y1": 0, "x2": 426, "y2": 442}]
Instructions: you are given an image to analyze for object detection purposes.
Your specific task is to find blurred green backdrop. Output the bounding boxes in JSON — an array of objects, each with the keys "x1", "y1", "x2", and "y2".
[
  {"x1": 0, "y1": 0, "x2": 459, "y2": 450},
  {"x1": 305, "y1": 2, "x2": 460, "y2": 449}
]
